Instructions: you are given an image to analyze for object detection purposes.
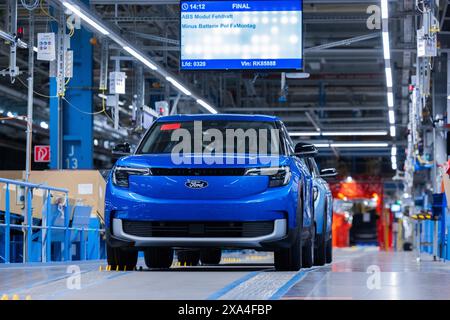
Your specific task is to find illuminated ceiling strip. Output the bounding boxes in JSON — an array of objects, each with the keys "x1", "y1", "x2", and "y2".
[
  {"x1": 381, "y1": 0, "x2": 395, "y2": 136},
  {"x1": 330, "y1": 143, "x2": 389, "y2": 148},
  {"x1": 289, "y1": 131, "x2": 388, "y2": 137},
  {"x1": 313, "y1": 143, "x2": 390, "y2": 148}
]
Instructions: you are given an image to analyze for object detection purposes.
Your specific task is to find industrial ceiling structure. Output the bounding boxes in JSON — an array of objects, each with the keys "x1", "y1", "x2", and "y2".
[{"x1": 0, "y1": 0, "x2": 449, "y2": 177}]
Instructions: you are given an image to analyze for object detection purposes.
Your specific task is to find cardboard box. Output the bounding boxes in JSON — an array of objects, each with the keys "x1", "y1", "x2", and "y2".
[
  {"x1": 0, "y1": 170, "x2": 106, "y2": 220},
  {"x1": 0, "y1": 182, "x2": 46, "y2": 218}
]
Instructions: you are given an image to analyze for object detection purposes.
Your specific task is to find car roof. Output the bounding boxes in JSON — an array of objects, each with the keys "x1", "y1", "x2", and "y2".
[{"x1": 157, "y1": 114, "x2": 280, "y2": 122}]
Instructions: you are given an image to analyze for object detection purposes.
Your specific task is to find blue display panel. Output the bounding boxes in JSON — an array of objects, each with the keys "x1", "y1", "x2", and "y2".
[{"x1": 180, "y1": 1, "x2": 303, "y2": 71}]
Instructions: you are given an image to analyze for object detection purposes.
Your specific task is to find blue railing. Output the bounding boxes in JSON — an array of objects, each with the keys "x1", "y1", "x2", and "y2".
[{"x1": 0, "y1": 177, "x2": 105, "y2": 264}]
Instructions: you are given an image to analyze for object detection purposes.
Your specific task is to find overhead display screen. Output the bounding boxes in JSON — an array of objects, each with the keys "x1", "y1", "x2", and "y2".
[{"x1": 180, "y1": 1, "x2": 303, "y2": 71}]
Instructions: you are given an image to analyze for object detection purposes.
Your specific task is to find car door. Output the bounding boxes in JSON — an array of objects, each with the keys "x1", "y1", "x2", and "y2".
[
  {"x1": 306, "y1": 158, "x2": 324, "y2": 234},
  {"x1": 278, "y1": 122, "x2": 314, "y2": 230}
]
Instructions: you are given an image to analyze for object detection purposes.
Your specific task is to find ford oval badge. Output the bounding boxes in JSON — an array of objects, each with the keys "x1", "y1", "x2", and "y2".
[{"x1": 185, "y1": 179, "x2": 208, "y2": 189}]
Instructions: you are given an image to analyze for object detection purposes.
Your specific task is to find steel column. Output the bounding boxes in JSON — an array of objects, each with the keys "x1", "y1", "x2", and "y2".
[
  {"x1": 64, "y1": 194, "x2": 71, "y2": 261},
  {"x1": 24, "y1": 187, "x2": 33, "y2": 262},
  {"x1": 4, "y1": 184, "x2": 10, "y2": 264},
  {"x1": 25, "y1": 11, "x2": 35, "y2": 181},
  {"x1": 50, "y1": 0, "x2": 93, "y2": 169}
]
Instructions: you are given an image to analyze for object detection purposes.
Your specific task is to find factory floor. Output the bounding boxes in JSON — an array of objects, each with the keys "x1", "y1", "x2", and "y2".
[{"x1": 0, "y1": 247, "x2": 449, "y2": 300}]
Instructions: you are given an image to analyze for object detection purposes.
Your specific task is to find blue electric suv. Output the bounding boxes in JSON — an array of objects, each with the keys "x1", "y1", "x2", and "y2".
[
  {"x1": 105, "y1": 114, "x2": 321, "y2": 271},
  {"x1": 303, "y1": 155, "x2": 336, "y2": 266}
]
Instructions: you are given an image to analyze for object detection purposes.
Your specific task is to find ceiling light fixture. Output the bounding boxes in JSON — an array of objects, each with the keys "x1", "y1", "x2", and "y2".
[
  {"x1": 321, "y1": 131, "x2": 388, "y2": 136},
  {"x1": 387, "y1": 92, "x2": 394, "y2": 107},
  {"x1": 382, "y1": 32, "x2": 391, "y2": 59},
  {"x1": 289, "y1": 132, "x2": 322, "y2": 137},
  {"x1": 389, "y1": 110, "x2": 395, "y2": 124},
  {"x1": 196, "y1": 99, "x2": 218, "y2": 114},
  {"x1": 166, "y1": 77, "x2": 192, "y2": 96},
  {"x1": 385, "y1": 67, "x2": 393, "y2": 88},
  {"x1": 330, "y1": 143, "x2": 389, "y2": 148},
  {"x1": 123, "y1": 46, "x2": 158, "y2": 70},
  {"x1": 390, "y1": 125, "x2": 396, "y2": 137}
]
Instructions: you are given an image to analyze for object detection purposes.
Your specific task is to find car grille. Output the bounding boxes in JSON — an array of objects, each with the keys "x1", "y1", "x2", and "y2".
[
  {"x1": 150, "y1": 168, "x2": 246, "y2": 176},
  {"x1": 121, "y1": 221, "x2": 274, "y2": 238}
]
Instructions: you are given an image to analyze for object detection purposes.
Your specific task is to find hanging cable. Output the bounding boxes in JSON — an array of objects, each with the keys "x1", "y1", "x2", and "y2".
[
  {"x1": 40, "y1": 0, "x2": 58, "y2": 22},
  {"x1": 21, "y1": 0, "x2": 39, "y2": 11},
  {"x1": 15, "y1": 76, "x2": 58, "y2": 98},
  {"x1": 62, "y1": 94, "x2": 106, "y2": 115}
]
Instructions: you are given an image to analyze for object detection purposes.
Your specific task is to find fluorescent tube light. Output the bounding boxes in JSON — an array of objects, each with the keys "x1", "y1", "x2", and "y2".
[
  {"x1": 166, "y1": 76, "x2": 192, "y2": 96},
  {"x1": 123, "y1": 46, "x2": 158, "y2": 70},
  {"x1": 391, "y1": 161, "x2": 397, "y2": 170},
  {"x1": 330, "y1": 143, "x2": 389, "y2": 148},
  {"x1": 63, "y1": 2, "x2": 110, "y2": 35},
  {"x1": 382, "y1": 32, "x2": 391, "y2": 59},
  {"x1": 385, "y1": 67, "x2": 393, "y2": 88},
  {"x1": 391, "y1": 155, "x2": 397, "y2": 164},
  {"x1": 387, "y1": 92, "x2": 394, "y2": 107},
  {"x1": 390, "y1": 125, "x2": 396, "y2": 137},
  {"x1": 322, "y1": 131, "x2": 388, "y2": 136},
  {"x1": 391, "y1": 146, "x2": 397, "y2": 156},
  {"x1": 314, "y1": 143, "x2": 331, "y2": 148},
  {"x1": 290, "y1": 132, "x2": 322, "y2": 137},
  {"x1": 389, "y1": 110, "x2": 395, "y2": 124},
  {"x1": 381, "y1": 0, "x2": 389, "y2": 19},
  {"x1": 196, "y1": 99, "x2": 218, "y2": 114}
]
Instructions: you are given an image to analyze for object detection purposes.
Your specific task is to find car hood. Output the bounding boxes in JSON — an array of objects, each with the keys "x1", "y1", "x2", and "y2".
[{"x1": 116, "y1": 153, "x2": 291, "y2": 168}]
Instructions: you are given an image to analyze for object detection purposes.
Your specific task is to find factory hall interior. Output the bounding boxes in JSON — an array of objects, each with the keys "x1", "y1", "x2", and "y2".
[{"x1": 1, "y1": 0, "x2": 450, "y2": 305}]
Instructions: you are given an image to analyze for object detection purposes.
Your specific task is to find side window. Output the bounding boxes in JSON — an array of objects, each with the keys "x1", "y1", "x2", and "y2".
[
  {"x1": 295, "y1": 158, "x2": 311, "y2": 176},
  {"x1": 307, "y1": 158, "x2": 320, "y2": 177},
  {"x1": 279, "y1": 122, "x2": 295, "y2": 155}
]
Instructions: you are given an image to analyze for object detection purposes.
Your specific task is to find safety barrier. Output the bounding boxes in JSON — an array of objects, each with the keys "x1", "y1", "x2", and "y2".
[
  {"x1": 0, "y1": 177, "x2": 105, "y2": 264},
  {"x1": 415, "y1": 193, "x2": 448, "y2": 261}
]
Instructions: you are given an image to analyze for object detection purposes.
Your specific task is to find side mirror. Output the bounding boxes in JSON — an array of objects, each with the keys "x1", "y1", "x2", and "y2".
[
  {"x1": 320, "y1": 168, "x2": 338, "y2": 178},
  {"x1": 112, "y1": 142, "x2": 132, "y2": 157},
  {"x1": 295, "y1": 143, "x2": 318, "y2": 158}
]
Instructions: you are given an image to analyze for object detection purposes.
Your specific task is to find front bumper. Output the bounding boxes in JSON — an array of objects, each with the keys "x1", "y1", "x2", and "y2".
[{"x1": 109, "y1": 218, "x2": 287, "y2": 249}]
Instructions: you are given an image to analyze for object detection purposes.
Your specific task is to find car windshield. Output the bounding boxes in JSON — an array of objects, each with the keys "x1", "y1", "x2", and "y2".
[{"x1": 137, "y1": 120, "x2": 284, "y2": 155}]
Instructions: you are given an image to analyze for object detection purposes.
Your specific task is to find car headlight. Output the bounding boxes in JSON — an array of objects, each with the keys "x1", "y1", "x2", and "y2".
[
  {"x1": 112, "y1": 166, "x2": 151, "y2": 188},
  {"x1": 245, "y1": 166, "x2": 291, "y2": 188}
]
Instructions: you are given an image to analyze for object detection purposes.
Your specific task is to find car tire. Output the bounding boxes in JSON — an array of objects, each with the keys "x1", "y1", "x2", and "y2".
[
  {"x1": 314, "y1": 234, "x2": 326, "y2": 266},
  {"x1": 325, "y1": 238, "x2": 333, "y2": 264},
  {"x1": 177, "y1": 250, "x2": 200, "y2": 266},
  {"x1": 200, "y1": 248, "x2": 222, "y2": 265},
  {"x1": 144, "y1": 247, "x2": 174, "y2": 269},
  {"x1": 107, "y1": 244, "x2": 138, "y2": 271},
  {"x1": 274, "y1": 233, "x2": 302, "y2": 271},
  {"x1": 302, "y1": 238, "x2": 314, "y2": 268}
]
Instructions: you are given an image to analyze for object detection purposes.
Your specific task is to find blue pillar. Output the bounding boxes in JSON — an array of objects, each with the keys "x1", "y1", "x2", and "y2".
[{"x1": 50, "y1": 0, "x2": 93, "y2": 169}]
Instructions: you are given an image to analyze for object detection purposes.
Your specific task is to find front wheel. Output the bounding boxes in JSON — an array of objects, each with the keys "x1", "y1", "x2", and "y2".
[
  {"x1": 144, "y1": 247, "x2": 174, "y2": 269},
  {"x1": 107, "y1": 244, "x2": 138, "y2": 271},
  {"x1": 274, "y1": 234, "x2": 302, "y2": 271},
  {"x1": 302, "y1": 238, "x2": 314, "y2": 268},
  {"x1": 325, "y1": 238, "x2": 333, "y2": 264},
  {"x1": 314, "y1": 234, "x2": 326, "y2": 266}
]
